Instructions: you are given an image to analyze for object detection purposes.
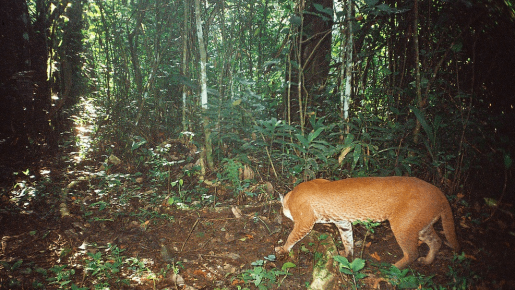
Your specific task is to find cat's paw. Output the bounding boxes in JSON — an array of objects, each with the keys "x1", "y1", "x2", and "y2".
[
  {"x1": 275, "y1": 246, "x2": 288, "y2": 256},
  {"x1": 416, "y1": 256, "x2": 434, "y2": 265}
]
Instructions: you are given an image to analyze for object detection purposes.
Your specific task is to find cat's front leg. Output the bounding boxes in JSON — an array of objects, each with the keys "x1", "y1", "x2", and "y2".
[
  {"x1": 334, "y1": 220, "x2": 354, "y2": 257},
  {"x1": 275, "y1": 221, "x2": 315, "y2": 256}
]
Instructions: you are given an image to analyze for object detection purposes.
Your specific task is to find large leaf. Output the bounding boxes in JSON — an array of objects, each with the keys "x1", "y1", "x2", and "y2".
[
  {"x1": 313, "y1": 3, "x2": 333, "y2": 17},
  {"x1": 295, "y1": 133, "x2": 309, "y2": 148},
  {"x1": 353, "y1": 144, "x2": 362, "y2": 167},
  {"x1": 410, "y1": 106, "x2": 434, "y2": 143},
  {"x1": 365, "y1": 0, "x2": 379, "y2": 6},
  {"x1": 290, "y1": 15, "x2": 302, "y2": 26},
  {"x1": 307, "y1": 127, "x2": 324, "y2": 143},
  {"x1": 376, "y1": 3, "x2": 393, "y2": 12},
  {"x1": 504, "y1": 153, "x2": 512, "y2": 169},
  {"x1": 131, "y1": 137, "x2": 147, "y2": 151},
  {"x1": 344, "y1": 133, "x2": 355, "y2": 145},
  {"x1": 350, "y1": 258, "x2": 366, "y2": 272}
]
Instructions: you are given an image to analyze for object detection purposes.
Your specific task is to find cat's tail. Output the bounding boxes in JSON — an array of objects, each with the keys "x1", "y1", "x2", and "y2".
[{"x1": 441, "y1": 204, "x2": 460, "y2": 252}]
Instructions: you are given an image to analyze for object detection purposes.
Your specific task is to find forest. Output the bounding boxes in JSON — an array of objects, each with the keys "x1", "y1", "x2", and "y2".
[{"x1": 1, "y1": 0, "x2": 515, "y2": 289}]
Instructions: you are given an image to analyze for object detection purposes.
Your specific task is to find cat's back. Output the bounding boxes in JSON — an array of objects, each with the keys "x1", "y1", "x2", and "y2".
[{"x1": 288, "y1": 177, "x2": 443, "y2": 221}]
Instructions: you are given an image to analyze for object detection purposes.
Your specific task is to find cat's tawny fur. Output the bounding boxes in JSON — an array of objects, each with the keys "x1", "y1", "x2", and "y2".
[{"x1": 275, "y1": 177, "x2": 460, "y2": 269}]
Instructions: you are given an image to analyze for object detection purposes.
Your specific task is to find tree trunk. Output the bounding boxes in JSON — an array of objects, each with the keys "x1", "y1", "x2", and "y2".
[
  {"x1": 0, "y1": 0, "x2": 54, "y2": 163},
  {"x1": 412, "y1": 0, "x2": 423, "y2": 144},
  {"x1": 32, "y1": 0, "x2": 52, "y2": 144},
  {"x1": 0, "y1": 0, "x2": 34, "y2": 144},
  {"x1": 182, "y1": 0, "x2": 191, "y2": 132},
  {"x1": 131, "y1": 0, "x2": 149, "y2": 126},
  {"x1": 194, "y1": 0, "x2": 214, "y2": 170},
  {"x1": 128, "y1": 0, "x2": 147, "y2": 96},
  {"x1": 343, "y1": 0, "x2": 353, "y2": 128},
  {"x1": 285, "y1": 0, "x2": 333, "y2": 128}
]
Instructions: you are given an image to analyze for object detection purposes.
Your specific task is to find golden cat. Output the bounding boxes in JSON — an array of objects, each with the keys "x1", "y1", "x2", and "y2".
[{"x1": 275, "y1": 177, "x2": 460, "y2": 269}]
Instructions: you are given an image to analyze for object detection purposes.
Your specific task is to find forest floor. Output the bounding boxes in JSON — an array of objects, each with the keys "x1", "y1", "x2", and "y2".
[{"x1": 1, "y1": 145, "x2": 515, "y2": 290}]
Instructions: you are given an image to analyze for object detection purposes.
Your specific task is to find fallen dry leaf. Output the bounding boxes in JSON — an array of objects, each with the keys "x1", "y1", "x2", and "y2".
[
  {"x1": 232, "y1": 279, "x2": 244, "y2": 286},
  {"x1": 225, "y1": 252, "x2": 241, "y2": 260},
  {"x1": 460, "y1": 217, "x2": 470, "y2": 228},
  {"x1": 265, "y1": 182, "x2": 274, "y2": 194},
  {"x1": 231, "y1": 206, "x2": 242, "y2": 218},
  {"x1": 338, "y1": 146, "x2": 352, "y2": 164},
  {"x1": 225, "y1": 232, "x2": 235, "y2": 241},
  {"x1": 193, "y1": 269, "x2": 207, "y2": 278},
  {"x1": 370, "y1": 252, "x2": 381, "y2": 262}
]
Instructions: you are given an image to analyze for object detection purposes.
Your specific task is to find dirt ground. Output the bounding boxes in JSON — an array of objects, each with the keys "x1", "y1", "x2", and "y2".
[{"x1": 1, "y1": 153, "x2": 515, "y2": 289}]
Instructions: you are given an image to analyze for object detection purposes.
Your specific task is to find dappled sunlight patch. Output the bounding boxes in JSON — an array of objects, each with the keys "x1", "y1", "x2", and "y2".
[
  {"x1": 69, "y1": 97, "x2": 102, "y2": 164},
  {"x1": 8, "y1": 175, "x2": 40, "y2": 210}
]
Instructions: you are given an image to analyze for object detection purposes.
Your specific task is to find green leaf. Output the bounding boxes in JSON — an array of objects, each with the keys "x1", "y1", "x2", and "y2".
[
  {"x1": 376, "y1": 3, "x2": 392, "y2": 12},
  {"x1": 313, "y1": 3, "x2": 324, "y2": 12},
  {"x1": 131, "y1": 138, "x2": 147, "y2": 151},
  {"x1": 365, "y1": 0, "x2": 379, "y2": 6},
  {"x1": 264, "y1": 254, "x2": 276, "y2": 261},
  {"x1": 168, "y1": 196, "x2": 179, "y2": 205},
  {"x1": 504, "y1": 153, "x2": 512, "y2": 169},
  {"x1": 484, "y1": 197, "x2": 498, "y2": 207},
  {"x1": 318, "y1": 233, "x2": 329, "y2": 241},
  {"x1": 282, "y1": 262, "x2": 296, "y2": 270},
  {"x1": 295, "y1": 133, "x2": 309, "y2": 148},
  {"x1": 264, "y1": 60, "x2": 280, "y2": 67},
  {"x1": 0, "y1": 261, "x2": 10, "y2": 270},
  {"x1": 411, "y1": 106, "x2": 434, "y2": 142},
  {"x1": 290, "y1": 15, "x2": 302, "y2": 26},
  {"x1": 353, "y1": 144, "x2": 362, "y2": 165},
  {"x1": 334, "y1": 255, "x2": 350, "y2": 266},
  {"x1": 452, "y1": 42, "x2": 463, "y2": 52},
  {"x1": 308, "y1": 127, "x2": 324, "y2": 143},
  {"x1": 344, "y1": 134, "x2": 355, "y2": 145},
  {"x1": 232, "y1": 99, "x2": 242, "y2": 106},
  {"x1": 251, "y1": 260, "x2": 265, "y2": 266},
  {"x1": 350, "y1": 258, "x2": 366, "y2": 272},
  {"x1": 310, "y1": 143, "x2": 329, "y2": 152},
  {"x1": 313, "y1": 3, "x2": 333, "y2": 17}
]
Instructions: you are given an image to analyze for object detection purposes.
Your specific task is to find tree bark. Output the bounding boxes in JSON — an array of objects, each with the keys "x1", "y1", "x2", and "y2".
[
  {"x1": 182, "y1": 0, "x2": 191, "y2": 132},
  {"x1": 285, "y1": 0, "x2": 333, "y2": 127},
  {"x1": 412, "y1": 0, "x2": 423, "y2": 144},
  {"x1": 131, "y1": 0, "x2": 149, "y2": 126},
  {"x1": 343, "y1": 0, "x2": 353, "y2": 126},
  {"x1": 194, "y1": 0, "x2": 214, "y2": 170},
  {"x1": 0, "y1": 0, "x2": 34, "y2": 142},
  {"x1": 128, "y1": 0, "x2": 147, "y2": 96},
  {"x1": 0, "y1": 0, "x2": 54, "y2": 160}
]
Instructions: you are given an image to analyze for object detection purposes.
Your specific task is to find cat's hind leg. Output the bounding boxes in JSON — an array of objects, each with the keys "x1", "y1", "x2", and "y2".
[
  {"x1": 389, "y1": 218, "x2": 421, "y2": 269},
  {"x1": 417, "y1": 224, "x2": 442, "y2": 265}
]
